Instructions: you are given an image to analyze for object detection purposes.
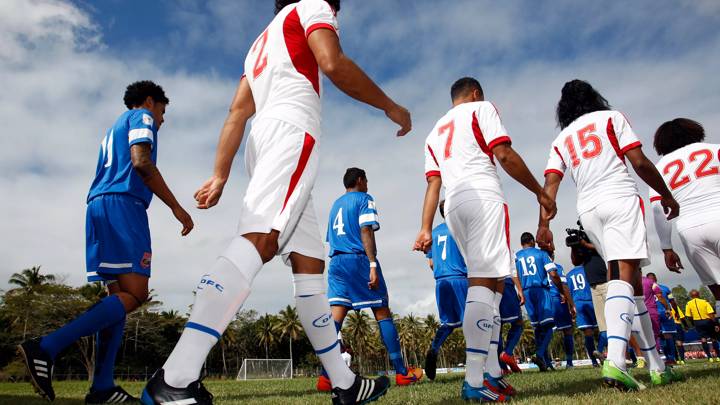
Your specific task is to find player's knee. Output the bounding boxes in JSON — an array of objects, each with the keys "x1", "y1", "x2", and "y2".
[
  {"x1": 220, "y1": 237, "x2": 264, "y2": 285},
  {"x1": 373, "y1": 307, "x2": 392, "y2": 321},
  {"x1": 292, "y1": 273, "x2": 325, "y2": 297}
]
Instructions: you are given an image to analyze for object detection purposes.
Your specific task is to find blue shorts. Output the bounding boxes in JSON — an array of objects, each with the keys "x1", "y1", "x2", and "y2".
[
  {"x1": 524, "y1": 287, "x2": 554, "y2": 327},
  {"x1": 551, "y1": 294, "x2": 573, "y2": 330},
  {"x1": 435, "y1": 277, "x2": 467, "y2": 327},
  {"x1": 500, "y1": 280, "x2": 522, "y2": 323},
  {"x1": 675, "y1": 324, "x2": 685, "y2": 341},
  {"x1": 575, "y1": 299, "x2": 597, "y2": 330},
  {"x1": 659, "y1": 313, "x2": 677, "y2": 334},
  {"x1": 328, "y1": 254, "x2": 388, "y2": 310},
  {"x1": 86, "y1": 194, "x2": 151, "y2": 282}
]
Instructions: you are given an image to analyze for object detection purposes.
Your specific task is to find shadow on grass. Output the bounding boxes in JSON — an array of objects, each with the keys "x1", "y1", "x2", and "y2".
[
  {"x1": 221, "y1": 388, "x2": 322, "y2": 402},
  {"x1": 0, "y1": 395, "x2": 82, "y2": 405}
]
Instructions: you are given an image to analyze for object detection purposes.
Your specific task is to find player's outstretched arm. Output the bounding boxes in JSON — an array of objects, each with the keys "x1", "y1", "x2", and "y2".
[
  {"x1": 130, "y1": 144, "x2": 193, "y2": 236},
  {"x1": 307, "y1": 29, "x2": 411, "y2": 137},
  {"x1": 195, "y1": 77, "x2": 255, "y2": 209},
  {"x1": 651, "y1": 199, "x2": 683, "y2": 273},
  {"x1": 536, "y1": 172, "x2": 562, "y2": 250},
  {"x1": 512, "y1": 276, "x2": 525, "y2": 306},
  {"x1": 625, "y1": 147, "x2": 679, "y2": 220},
  {"x1": 360, "y1": 226, "x2": 380, "y2": 290},
  {"x1": 493, "y1": 144, "x2": 557, "y2": 219},
  {"x1": 414, "y1": 176, "x2": 442, "y2": 253}
]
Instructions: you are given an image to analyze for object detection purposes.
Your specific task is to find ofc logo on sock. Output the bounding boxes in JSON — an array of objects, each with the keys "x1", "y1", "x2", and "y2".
[
  {"x1": 313, "y1": 313, "x2": 332, "y2": 328},
  {"x1": 476, "y1": 319, "x2": 492, "y2": 332},
  {"x1": 620, "y1": 313, "x2": 633, "y2": 325},
  {"x1": 198, "y1": 274, "x2": 224, "y2": 293}
]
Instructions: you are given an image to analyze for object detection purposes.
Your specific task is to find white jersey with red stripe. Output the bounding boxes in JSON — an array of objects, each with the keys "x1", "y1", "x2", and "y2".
[
  {"x1": 424, "y1": 101, "x2": 511, "y2": 203},
  {"x1": 544, "y1": 110, "x2": 642, "y2": 214},
  {"x1": 243, "y1": 0, "x2": 338, "y2": 137},
  {"x1": 650, "y1": 142, "x2": 720, "y2": 233}
]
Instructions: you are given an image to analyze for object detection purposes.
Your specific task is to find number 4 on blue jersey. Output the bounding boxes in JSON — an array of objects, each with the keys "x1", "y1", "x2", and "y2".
[{"x1": 326, "y1": 192, "x2": 379, "y2": 256}]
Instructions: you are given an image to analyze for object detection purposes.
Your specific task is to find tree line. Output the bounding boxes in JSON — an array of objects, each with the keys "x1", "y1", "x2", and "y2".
[{"x1": 0, "y1": 266, "x2": 715, "y2": 381}]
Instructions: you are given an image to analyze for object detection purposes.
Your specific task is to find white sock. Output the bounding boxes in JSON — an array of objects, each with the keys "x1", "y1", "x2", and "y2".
[
  {"x1": 604, "y1": 280, "x2": 635, "y2": 371},
  {"x1": 164, "y1": 237, "x2": 261, "y2": 388},
  {"x1": 463, "y1": 286, "x2": 495, "y2": 387},
  {"x1": 633, "y1": 297, "x2": 665, "y2": 372},
  {"x1": 485, "y1": 291, "x2": 503, "y2": 379},
  {"x1": 294, "y1": 274, "x2": 355, "y2": 390}
]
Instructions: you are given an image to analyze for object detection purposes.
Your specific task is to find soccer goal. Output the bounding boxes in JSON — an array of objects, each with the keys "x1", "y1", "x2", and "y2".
[{"x1": 237, "y1": 358, "x2": 293, "y2": 380}]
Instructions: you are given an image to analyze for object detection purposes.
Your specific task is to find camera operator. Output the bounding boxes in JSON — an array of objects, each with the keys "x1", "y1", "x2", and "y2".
[{"x1": 567, "y1": 222, "x2": 608, "y2": 357}]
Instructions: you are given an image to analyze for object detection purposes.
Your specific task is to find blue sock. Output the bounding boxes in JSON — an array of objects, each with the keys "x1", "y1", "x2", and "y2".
[
  {"x1": 504, "y1": 323, "x2": 523, "y2": 355},
  {"x1": 584, "y1": 335, "x2": 597, "y2": 364},
  {"x1": 91, "y1": 316, "x2": 126, "y2": 391},
  {"x1": 662, "y1": 338, "x2": 676, "y2": 361},
  {"x1": 497, "y1": 337, "x2": 508, "y2": 370},
  {"x1": 713, "y1": 340, "x2": 720, "y2": 357},
  {"x1": 536, "y1": 325, "x2": 553, "y2": 360},
  {"x1": 628, "y1": 347, "x2": 637, "y2": 364},
  {"x1": 321, "y1": 319, "x2": 344, "y2": 378},
  {"x1": 597, "y1": 331, "x2": 607, "y2": 353},
  {"x1": 40, "y1": 295, "x2": 126, "y2": 359},
  {"x1": 378, "y1": 318, "x2": 407, "y2": 375},
  {"x1": 431, "y1": 325, "x2": 454, "y2": 353},
  {"x1": 563, "y1": 334, "x2": 574, "y2": 366},
  {"x1": 677, "y1": 342, "x2": 685, "y2": 361},
  {"x1": 702, "y1": 342, "x2": 712, "y2": 358}
]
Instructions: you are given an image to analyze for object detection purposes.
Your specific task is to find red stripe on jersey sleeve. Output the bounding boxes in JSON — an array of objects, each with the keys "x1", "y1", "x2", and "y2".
[
  {"x1": 649, "y1": 196, "x2": 662, "y2": 203},
  {"x1": 606, "y1": 117, "x2": 625, "y2": 162},
  {"x1": 487, "y1": 136, "x2": 512, "y2": 151},
  {"x1": 553, "y1": 146, "x2": 566, "y2": 167},
  {"x1": 427, "y1": 145, "x2": 439, "y2": 166},
  {"x1": 471, "y1": 111, "x2": 495, "y2": 165},
  {"x1": 425, "y1": 170, "x2": 441, "y2": 179},
  {"x1": 305, "y1": 23, "x2": 336, "y2": 38},
  {"x1": 284, "y1": 9, "x2": 321, "y2": 95},
  {"x1": 621, "y1": 141, "x2": 642, "y2": 154},
  {"x1": 544, "y1": 169, "x2": 564, "y2": 178}
]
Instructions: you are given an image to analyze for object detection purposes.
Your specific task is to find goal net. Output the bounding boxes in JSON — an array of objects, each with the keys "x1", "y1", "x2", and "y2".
[{"x1": 237, "y1": 358, "x2": 292, "y2": 380}]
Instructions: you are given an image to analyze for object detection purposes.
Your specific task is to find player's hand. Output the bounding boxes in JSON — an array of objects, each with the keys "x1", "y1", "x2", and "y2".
[
  {"x1": 195, "y1": 176, "x2": 227, "y2": 209},
  {"x1": 663, "y1": 249, "x2": 683, "y2": 274},
  {"x1": 517, "y1": 292, "x2": 525, "y2": 306},
  {"x1": 172, "y1": 206, "x2": 194, "y2": 236},
  {"x1": 538, "y1": 191, "x2": 557, "y2": 221},
  {"x1": 569, "y1": 303, "x2": 577, "y2": 320},
  {"x1": 661, "y1": 195, "x2": 680, "y2": 220},
  {"x1": 560, "y1": 294, "x2": 566, "y2": 304},
  {"x1": 413, "y1": 229, "x2": 432, "y2": 253},
  {"x1": 368, "y1": 267, "x2": 379, "y2": 290},
  {"x1": 385, "y1": 102, "x2": 411, "y2": 137},
  {"x1": 536, "y1": 226, "x2": 554, "y2": 252}
]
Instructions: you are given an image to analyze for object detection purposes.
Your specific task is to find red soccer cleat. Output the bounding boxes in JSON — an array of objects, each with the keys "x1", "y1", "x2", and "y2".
[
  {"x1": 500, "y1": 352, "x2": 522, "y2": 373},
  {"x1": 316, "y1": 375, "x2": 332, "y2": 392},
  {"x1": 396, "y1": 367, "x2": 423, "y2": 386},
  {"x1": 484, "y1": 374, "x2": 517, "y2": 397}
]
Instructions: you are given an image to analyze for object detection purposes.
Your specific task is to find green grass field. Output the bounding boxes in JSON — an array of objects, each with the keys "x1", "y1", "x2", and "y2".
[{"x1": 2, "y1": 361, "x2": 719, "y2": 404}]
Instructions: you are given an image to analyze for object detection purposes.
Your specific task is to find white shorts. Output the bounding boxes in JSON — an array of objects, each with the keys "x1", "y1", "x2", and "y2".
[
  {"x1": 580, "y1": 196, "x2": 649, "y2": 266},
  {"x1": 444, "y1": 194, "x2": 512, "y2": 278},
  {"x1": 237, "y1": 118, "x2": 325, "y2": 265},
  {"x1": 679, "y1": 220, "x2": 720, "y2": 285}
]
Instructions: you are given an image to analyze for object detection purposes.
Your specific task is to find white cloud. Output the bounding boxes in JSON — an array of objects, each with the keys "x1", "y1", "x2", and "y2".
[{"x1": 1, "y1": 0, "x2": 718, "y2": 321}]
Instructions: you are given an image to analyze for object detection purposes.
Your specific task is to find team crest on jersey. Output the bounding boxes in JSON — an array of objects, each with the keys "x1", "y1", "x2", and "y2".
[
  {"x1": 140, "y1": 252, "x2": 152, "y2": 269},
  {"x1": 142, "y1": 113, "x2": 154, "y2": 126}
]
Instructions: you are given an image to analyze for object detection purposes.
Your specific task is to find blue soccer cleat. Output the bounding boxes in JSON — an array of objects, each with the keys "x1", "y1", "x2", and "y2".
[{"x1": 461, "y1": 381, "x2": 509, "y2": 402}]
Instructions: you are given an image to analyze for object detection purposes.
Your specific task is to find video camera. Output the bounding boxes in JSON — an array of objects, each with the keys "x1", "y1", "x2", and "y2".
[{"x1": 565, "y1": 220, "x2": 590, "y2": 248}]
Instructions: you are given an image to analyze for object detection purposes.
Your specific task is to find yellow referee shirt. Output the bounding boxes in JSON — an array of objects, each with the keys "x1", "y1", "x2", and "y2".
[
  {"x1": 685, "y1": 298, "x2": 715, "y2": 321},
  {"x1": 672, "y1": 307, "x2": 685, "y2": 324}
]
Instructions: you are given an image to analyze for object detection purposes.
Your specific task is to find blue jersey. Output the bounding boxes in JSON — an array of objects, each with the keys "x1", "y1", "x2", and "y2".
[
  {"x1": 87, "y1": 109, "x2": 158, "y2": 207},
  {"x1": 566, "y1": 266, "x2": 592, "y2": 302},
  {"x1": 426, "y1": 223, "x2": 467, "y2": 279},
  {"x1": 548, "y1": 263, "x2": 567, "y2": 297},
  {"x1": 326, "y1": 192, "x2": 379, "y2": 256},
  {"x1": 515, "y1": 247, "x2": 556, "y2": 290},
  {"x1": 656, "y1": 284, "x2": 674, "y2": 314}
]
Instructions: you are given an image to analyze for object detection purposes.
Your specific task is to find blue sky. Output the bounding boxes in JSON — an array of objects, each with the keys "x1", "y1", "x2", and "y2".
[{"x1": 2, "y1": 0, "x2": 719, "y2": 315}]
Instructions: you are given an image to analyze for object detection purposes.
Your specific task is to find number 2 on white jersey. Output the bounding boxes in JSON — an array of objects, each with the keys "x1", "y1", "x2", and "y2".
[
  {"x1": 438, "y1": 235, "x2": 448, "y2": 260},
  {"x1": 333, "y1": 208, "x2": 346, "y2": 236},
  {"x1": 663, "y1": 148, "x2": 719, "y2": 190},
  {"x1": 519, "y1": 256, "x2": 537, "y2": 276},
  {"x1": 252, "y1": 30, "x2": 269, "y2": 79}
]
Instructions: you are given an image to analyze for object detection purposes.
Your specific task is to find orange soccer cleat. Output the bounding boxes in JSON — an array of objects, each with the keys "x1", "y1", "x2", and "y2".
[
  {"x1": 316, "y1": 374, "x2": 332, "y2": 392},
  {"x1": 500, "y1": 352, "x2": 522, "y2": 373},
  {"x1": 396, "y1": 367, "x2": 423, "y2": 386}
]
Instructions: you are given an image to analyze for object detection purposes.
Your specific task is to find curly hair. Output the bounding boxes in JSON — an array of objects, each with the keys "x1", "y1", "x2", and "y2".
[
  {"x1": 653, "y1": 118, "x2": 705, "y2": 155},
  {"x1": 556, "y1": 79, "x2": 610, "y2": 129},
  {"x1": 123, "y1": 81, "x2": 169, "y2": 109},
  {"x1": 275, "y1": 0, "x2": 340, "y2": 14}
]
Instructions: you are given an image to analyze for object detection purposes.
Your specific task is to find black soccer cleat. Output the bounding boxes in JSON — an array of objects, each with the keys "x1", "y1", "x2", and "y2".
[
  {"x1": 331, "y1": 375, "x2": 390, "y2": 405},
  {"x1": 18, "y1": 338, "x2": 55, "y2": 401},
  {"x1": 141, "y1": 369, "x2": 213, "y2": 405},
  {"x1": 425, "y1": 349, "x2": 437, "y2": 381},
  {"x1": 85, "y1": 385, "x2": 138, "y2": 404},
  {"x1": 531, "y1": 355, "x2": 548, "y2": 372}
]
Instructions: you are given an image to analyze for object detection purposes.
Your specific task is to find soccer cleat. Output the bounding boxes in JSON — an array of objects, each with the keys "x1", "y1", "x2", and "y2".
[
  {"x1": 483, "y1": 373, "x2": 517, "y2": 397},
  {"x1": 317, "y1": 374, "x2": 333, "y2": 392},
  {"x1": 425, "y1": 349, "x2": 438, "y2": 380},
  {"x1": 636, "y1": 357, "x2": 646, "y2": 369},
  {"x1": 461, "y1": 381, "x2": 508, "y2": 402},
  {"x1": 531, "y1": 355, "x2": 548, "y2": 372},
  {"x1": 331, "y1": 375, "x2": 390, "y2": 405},
  {"x1": 18, "y1": 338, "x2": 55, "y2": 401},
  {"x1": 601, "y1": 361, "x2": 646, "y2": 391},
  {"x1": 677, "y1": 360, "x2": 685, "y2": 365},
  {"x1": 592, "y1": 351, "x2": 606, "y2": 363},
  {"x1": 395, "y1": 367, "x2": 423, "y2": 386},
  {"x1": 650, "y1": 366, "x2": 682, "y2": 386},
  {"x1": 141, "y1": 369, "x2": 213, "y2": 405},
  {"x1": 85, "y1": 386, "x2": 138, "y2": 404},
  {"x1": 499, "y1": 352, "x2": 521, "y2": 373}
]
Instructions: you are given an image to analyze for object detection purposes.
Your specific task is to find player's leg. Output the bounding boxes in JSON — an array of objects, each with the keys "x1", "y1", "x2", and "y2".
[
  {"x1": 372, "y1": 306, "x2": 410, "y2": 376},
  {"x1": 590, "y1": 282, "x2": 608, "y2": 358},
  {"x1": 317, "y1": 304, "x2": 349, "y2": 392},
  {"x1": 583, "y1": 328, "x2": 599, "y2": 366},
  {"x1": 675, "y1": 327, "x2": 686, "y2": 363},
  {"x1": 562, "y1": 328, "x2": 574, "y2": 367},
  {"x1": 498, "y1": 279, "x2": 522, "y2": 373}
]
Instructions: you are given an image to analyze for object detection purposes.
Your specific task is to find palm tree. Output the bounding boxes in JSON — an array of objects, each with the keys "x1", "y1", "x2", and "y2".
[
  {"x1": 256, "y1": 314, "x2": 279, "y2": 360},
  {"x1": 9, "y1": 266, "x2": 55, "y2": 293},
  {"x1": 398, "y1": 313, "x2": 423, "y2": 366},
  {"x1": 273, "y1": 306, "x2": 303, "y2": 371},
  {"x1": 344, "y1": 310, "x2": 373, "y2": 372}
]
